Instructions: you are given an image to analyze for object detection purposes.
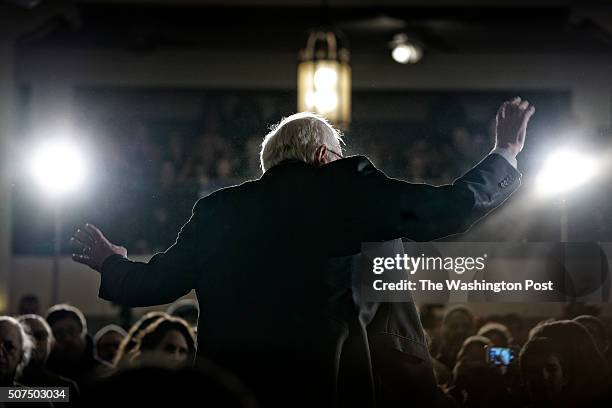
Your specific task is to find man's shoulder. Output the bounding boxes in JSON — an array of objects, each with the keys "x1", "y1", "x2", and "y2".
[
  {"x1": 323, "y1": 155, "x2": 382, "y2": 177},
  {"x1": 192, "y1": 179, "x2": 259, "y2": 213},
  {"x1": 191, "y1": 156, "x2": 382, "y2": 212},
  {"x1": 333, "y1": 154, "x2": 374, "y2": 167}
]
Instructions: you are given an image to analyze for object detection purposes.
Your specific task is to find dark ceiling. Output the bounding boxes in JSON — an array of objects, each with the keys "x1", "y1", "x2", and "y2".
[{"x1": 4, "y1": 0, "x2": 612, "y2": 54}]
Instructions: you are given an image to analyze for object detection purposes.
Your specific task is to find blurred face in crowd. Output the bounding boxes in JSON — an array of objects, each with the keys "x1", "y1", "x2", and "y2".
[
  {"x1": 50, "y1": 317, "x2": 86, "y2": 361},
  {"x1": 216, "y1": 158, "x2": 232, "y2": 179},
  {"x1": 454, "y1": 341, "x2": 490, "y2": 379},
  {"x1": 19, "y1": 298, "x2": 39, "y2": 315},
  {"x1": 22, "y1": 319, "x2": 51, "y2": 364},
  {"x1": 460, "y1": 342, "x2": 487, "y2": 363},
  {"x1": 0, "y1": 321, "x2": 23, "y2": 381},
  {"x1": 97, "y1": 331, "x2": 124, "y2": 364},
  {"x1": 454, "y1": 340, "x2": 503, "y2": 399},
  {"x1": 524, "y1": 353, "x2": 566, "y2": 406},
  {"x1": 442, "y1": 311, "x2": 475, "y2": 359},
  {"x1": 155, "y1": 329, "x2": 189, "y2": 367}
]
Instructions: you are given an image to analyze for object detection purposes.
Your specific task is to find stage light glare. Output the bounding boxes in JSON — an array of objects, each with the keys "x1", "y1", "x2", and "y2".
[
  {"x1": 391, "y1": 45, "x2": 412, "y2": 64},
  {"x1": 390, "y1": 34, "x2": 423, "y2": 64},
  {"x1": 313, "y1": 67, "x2": 338, "y2": 89},
  {"x1": 536, "y1": 150, "x2": 598, "y2": 196},
  {"x1": 30, "y1": 139, "x2": 87, "y2": 196}
]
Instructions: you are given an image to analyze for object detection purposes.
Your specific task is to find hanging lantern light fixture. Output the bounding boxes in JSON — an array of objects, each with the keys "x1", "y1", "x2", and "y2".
[{"x1": 297, "y1": 30, "x2": 351, "y2": 129}]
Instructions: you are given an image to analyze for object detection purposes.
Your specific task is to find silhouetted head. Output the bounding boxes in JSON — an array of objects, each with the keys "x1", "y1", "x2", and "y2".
[
  {"x1": 440, "y1": 305, "x2": 476, "y2": 366},
  {"x1": 260, "y1": 112, "x2": 344, "y2": 172},
  {"x1": 18, "y1": 314, "x2": 53, "y2": 365},
  {"x1": 113, "y1": 311, "x2": 168, "y2": 368},
  {"x1": 94, "y1": 325, "x2": 127, "y2": 364},
  {"x1": 46, "y1": 304, "x2": 88, "y2": 362},
  {"x1": 18, "y1": 294, "x2": 39, "y2": 316},
  {"x1": 0, "y1": 316, "x2": 32, "y2": 384},
  {"x1": 131, "y1": 316, "x2": 196, "y2": 369},
  {"x1": 477, "y1": 322, "x2": 513, "y2": 347},
  {"x1": 520, "y1": 320, "x2": 610, "y2": 407},
  {"x1": 452, "y1": 335, "x2": 506, "y2": 402}
]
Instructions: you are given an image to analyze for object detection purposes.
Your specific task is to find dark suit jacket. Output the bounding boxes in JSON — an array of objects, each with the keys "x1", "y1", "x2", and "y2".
[{"x1": 99, "y1": 153, "x2": 520, "y2": 406}]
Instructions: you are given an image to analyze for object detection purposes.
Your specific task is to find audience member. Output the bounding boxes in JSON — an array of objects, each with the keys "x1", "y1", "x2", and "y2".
[
  {"x1": 477, "y1": 322, "x2": 513, "y2": 348},
  {"x1": 437, "y1": 306, "x2": 476, "y2": 370},
  {"x1": 129, "y1": 316, "x2": 196, "y2": 369},
  {"x1": 17, "y1": 294, "x2": 40, "y2": 316},
  {"x1": 448, "y1": 335, "x2": 515, "y2": 407},
  {"x1": 94, "y1": 324, "x2": 127, "y2": 365},
  {"x1": 0, "y1": 316, "x2": 32, "y2": 387},
  {"x1": 17, "y1": 314, "x2": 80, "y2": 399},
  {"x1": 113, "y1": 311, "x2": 168, "y2": 368},
  {"x1": 520, "y1": 320, "x2": 611, "y2": 407},
  {"x1": 45, "y1": 304, "x2": 109, "y2": 389}
]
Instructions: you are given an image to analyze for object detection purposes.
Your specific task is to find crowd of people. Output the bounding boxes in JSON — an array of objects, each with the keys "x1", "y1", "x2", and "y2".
[
  {"x1": 1, "y1": 296, "x2": 611, "y2": 406},
  {"x1": 1, "y1": 297, "x2": 252, "y2": 405},
  {"x1": 424, "y1": 305, "x2": 612, "y2": 407}
]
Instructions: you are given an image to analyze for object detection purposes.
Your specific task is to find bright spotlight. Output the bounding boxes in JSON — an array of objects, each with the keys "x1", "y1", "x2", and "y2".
[
  {"x1": 392, "y1": 44, "x2": 422, "y2": 64},
  {"x1": 536, "y1": 149, "x2": 598, "y2": 196},
  {"x1": 390, "y1": 34, "x2": 423, "y2": 64},
  {"x1": 30, "y1": 139, "x2": 87, "y2": 196}
]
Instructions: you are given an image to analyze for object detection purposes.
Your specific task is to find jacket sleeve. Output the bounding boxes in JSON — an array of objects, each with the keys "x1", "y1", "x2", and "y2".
[
  {"x1": 98, "y1": 198, "x2": 207, "y2": 307},
  {"x1": 345, "y1": 152, "x2": 521, "y2": 243}
]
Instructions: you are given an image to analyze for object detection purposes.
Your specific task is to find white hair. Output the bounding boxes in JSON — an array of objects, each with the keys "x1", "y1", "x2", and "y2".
[
  {"x1": 260, "y1": 112, "x2": 344, "y2": 172},
  {"x1": 0, "y1": 316, "x2": 33, "y2": 377}
]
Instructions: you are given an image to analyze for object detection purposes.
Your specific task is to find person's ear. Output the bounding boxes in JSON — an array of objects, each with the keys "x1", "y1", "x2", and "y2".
[{"x1": 314, "y1": 145, "x2": 328, "y2": 166}]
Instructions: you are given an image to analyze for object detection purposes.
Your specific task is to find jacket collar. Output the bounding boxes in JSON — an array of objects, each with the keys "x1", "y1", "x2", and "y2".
[{"x1": 261, "y1": 159, "x2": 310, "y2": 178}]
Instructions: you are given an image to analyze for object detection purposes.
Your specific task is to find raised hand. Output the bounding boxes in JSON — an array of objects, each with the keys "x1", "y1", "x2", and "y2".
[
  {"x1": 495, "y1": 97, "x2": 536, "y2": 157},
  {"x1": 71, "y1": 224, "x2": 127, "y2": 272}
]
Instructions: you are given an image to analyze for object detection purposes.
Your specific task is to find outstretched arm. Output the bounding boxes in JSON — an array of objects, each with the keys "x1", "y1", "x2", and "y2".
[
  {"x1": 402, "y1": 97, "x2": 534, "y2": 240},
  {"x1": 342, "y1": 97, "x2": 534, "y2": 243},
  {"x1": 72, "y1": 201, "x2": 204, "y2": 307}
]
